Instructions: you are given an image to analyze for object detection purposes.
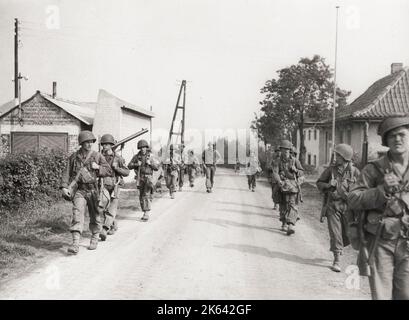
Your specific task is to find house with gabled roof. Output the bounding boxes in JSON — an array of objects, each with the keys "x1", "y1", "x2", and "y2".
[
  {"x1": 0, "y1": 83, "x2": 154, "y2": 157},
  {"x1": 314, "y1": 62, "x2": 409, "y2": 167}
]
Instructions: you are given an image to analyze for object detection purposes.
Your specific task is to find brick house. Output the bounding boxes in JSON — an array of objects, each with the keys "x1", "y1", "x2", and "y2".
[
  {"x1": 308, "y1": 63, "x2": 409, "y2": 168},
  {"x1": 0, "y1": 86, "x2": 154, "y2": 160}
]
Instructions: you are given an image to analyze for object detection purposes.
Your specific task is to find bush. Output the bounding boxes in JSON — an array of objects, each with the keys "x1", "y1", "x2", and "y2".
[{"x1": 0, "y1": 150, "x2": 68, "y2": 208}]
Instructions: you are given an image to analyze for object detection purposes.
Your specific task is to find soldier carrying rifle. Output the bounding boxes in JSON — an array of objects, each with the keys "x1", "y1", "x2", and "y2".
[
  {"x1": 162, "y1": 144, "x2": 181, "y2": 199},
  {"x1": 348, "y1": 115, "x2": 409, "y2": 300}
]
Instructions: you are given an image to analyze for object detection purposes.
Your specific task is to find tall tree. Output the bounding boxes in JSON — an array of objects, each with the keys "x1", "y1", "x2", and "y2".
[{"x1": 257, "y1": 55, "x2": 350, "y2": 164}]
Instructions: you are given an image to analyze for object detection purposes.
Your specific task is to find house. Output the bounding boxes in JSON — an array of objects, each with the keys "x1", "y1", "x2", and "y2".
[
  {"x1": 313, "y1": 63, "x2": 409, "y2": 167},
  {"x1": 0, "y1": 84, "x2": 154, "y2": 163},
  {"x1": 295, "y1": 126, "x2": 320, "y2": 168}
]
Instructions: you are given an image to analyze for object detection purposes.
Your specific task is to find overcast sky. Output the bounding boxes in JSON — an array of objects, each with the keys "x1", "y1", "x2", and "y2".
[{"x1": 0, "y1": 0, "x2": 408, "y2": 134}]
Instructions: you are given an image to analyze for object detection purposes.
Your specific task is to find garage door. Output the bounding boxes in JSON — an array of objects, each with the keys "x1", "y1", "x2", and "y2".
[{"x1": 11, "y1": 132, "x2": 68, "y2": 154}]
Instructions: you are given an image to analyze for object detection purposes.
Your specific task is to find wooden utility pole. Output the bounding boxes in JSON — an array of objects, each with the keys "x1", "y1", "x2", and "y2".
[
  {"x1": 167, "y1": 80, "x2": 186, "y2": 151},
  {"x1": 14, "y1": 18, "x2": 19, "y2": 99}
]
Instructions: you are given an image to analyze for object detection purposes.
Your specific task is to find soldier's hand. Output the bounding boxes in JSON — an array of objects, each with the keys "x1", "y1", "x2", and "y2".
[
  {"x1": 137, "y1": 160, "x2": 142, "y2": 166},
  {"x1": 91, "y1": 162, "x2": 100, "y2": 170},
  {"x1": 384, "y1": 172, "x2": 400, "y2": 194},
  {"x1": 330, "y1": 179, "x2": 337, "y2": 187},
  {"x1": 146, "y1": 159, "x2": 151, "y2": 165},
  {"x1": 62, "y1": 188, "x2": 70, "y2": 198}
]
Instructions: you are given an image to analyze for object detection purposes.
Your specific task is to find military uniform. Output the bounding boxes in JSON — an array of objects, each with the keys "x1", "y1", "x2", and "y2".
[
  {"x1": 272, "y1": 140, "x2": 304, "y2": 235},
  {"x1": 246, "y1": 154, "x2": 261, "y2": 191},
  {"x1": 202, "y1": 144, "x2": 222, "y2": 193},
  {"x1": 100, "y1": 148, "x2": 130, "y2": 236},
  {"x1": 61, "y1": 131, "x2": 112, "y2": 253},
  {"x1": 177, "y1": 151, "x2": 187, "y2": 191},
  {"x1": 186, "y1": 151, "x2": 199, "y2": 187},
  {"x1": 348, "y1": 115, "x2": 409, "y2": 300},
  {"x1": 270, "y1": 150, "x2": 281, "y2": 209},
  {"x1": 162, "y1": 147, "x2": 181, "y2": 198},
  {"x1": 317, "y1": 146, "x2": 359, "y2": 272},
  {"x1": 128, "y1": 146, "x2": 159, "y2": 218}
]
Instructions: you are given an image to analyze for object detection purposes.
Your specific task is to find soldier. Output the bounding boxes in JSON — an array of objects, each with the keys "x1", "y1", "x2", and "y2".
[
  {"x1": 348, "y1": 115, "x2": 409, "y2": 300},
  {"x1": 61, "y1": 130, "x2": 112, "y2": 254},
  {"x1": 271, "y1": 147, "x2": 281, "y2": 211},
  {"x1": 177, "y1": 144, "x2": 186, "y2": 192},
  {"x1": 99, "y1": 134, "x2": 130, "y2": 240},
  {"x1": 186, "y1": 149, "x2": 199, "y2": 187},
  {"x1": 316, "y1": 144, "x2": 360, "y2": 272},
  {"x1": 202, "y1": 142, "x2": 222, "y2": 193},
  {"x1": 128, "y1": 139, "x2": 159, "y2": 221},
  {"x1": 246, "y1": 150, "x2": 261, "y2": 192},
  {"x1": 272, "y1": 140, "x2": 304, "y2": 235},
  {"x1": 162, "y1": 144, "x2": 181, "y2": 199}
]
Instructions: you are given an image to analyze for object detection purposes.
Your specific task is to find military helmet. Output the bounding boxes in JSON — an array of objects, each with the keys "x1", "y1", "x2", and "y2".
[
  {"x1": 377, "y1": 114, "x2": 409, "y2": 146},
  {"x1": 274, "y1": 147, "x2": 281, "y2": 152},
  {"x1": 100, "y1": 134, "x2": 115, "y2": 145},
  {"x1": 78, "y1": 130, "x2": 96, "y2": 144},
  {"x1": 279, "y1": 140, "x2": 293, "y2": 150},
  {"x1": 137, "y1": 139, "x2": 149, "y2": 149},
  {"x1": 334, "y1": 143, "x2": 354, "y2": 161}
]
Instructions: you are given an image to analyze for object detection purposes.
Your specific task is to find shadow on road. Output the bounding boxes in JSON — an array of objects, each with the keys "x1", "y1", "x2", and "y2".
[
  {"x1": 194, "y1": 218, "x2": 285, "y2": 236},
  {"x1": 215, "y1": 243, "x2": 330, "y2": 269},
  {"x1": 216, "y1": 209, "x2": 278, "y2": 219},
  {"x1": 214, "y1": 187, "x2": 252, "y2": 192},
  {"x1": 215, "y1": 201, "x2": 273, "y2": 211}
]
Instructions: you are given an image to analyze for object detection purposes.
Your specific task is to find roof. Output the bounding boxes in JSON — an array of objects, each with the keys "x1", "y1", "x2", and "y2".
[
  {"x1": 0, "y1": 90, "x2": 154, "y2": 125},
  {"x1": 334, "y1": 67, "x2": 409, "y2": 121}
]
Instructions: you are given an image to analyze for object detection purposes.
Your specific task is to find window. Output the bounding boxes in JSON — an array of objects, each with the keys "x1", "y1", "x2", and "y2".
[
  {"x1": 308, "y1": 154, "x2": 311, "y2": 165},
  {"x1": 314, "y1": 129, "x2": 317, "y2": 140},
  {"x1": 314, "y1": 155, "x2": 317, "y2": 166},
  {"x1": 346, "y1": 129, "x2": 352, "y2": 145},
  {"x1": 11, "y1": 132, "x2": 68, "y2": 154},
  {"x1": 308, "y1": 130, "x2": 311, "y2": 141}
]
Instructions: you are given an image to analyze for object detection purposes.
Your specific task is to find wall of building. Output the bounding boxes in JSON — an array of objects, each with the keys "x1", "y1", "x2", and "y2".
[
  {"x1": 296, "y1": 126, "x2": 320, "y2": 167},
  {"x1": 0, "y1": 93, "x2": 83, "y2": 155}
]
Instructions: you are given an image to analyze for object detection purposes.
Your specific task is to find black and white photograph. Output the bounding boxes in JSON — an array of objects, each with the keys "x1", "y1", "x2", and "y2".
[{"x1": 0, "y1": 0, "x2": 408, "y2": 304}]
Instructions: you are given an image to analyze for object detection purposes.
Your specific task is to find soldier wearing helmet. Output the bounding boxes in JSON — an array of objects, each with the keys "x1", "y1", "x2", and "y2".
[
  {"x1": 202, "y1": 141, "x2": 222, "y2": 193},
  {"x1": 98, "y1": 134, "x2": 130, "y2": 240},
  {"x1": 245, "y1": 150, "x2": 261, "y2": 192},
  {"x1": 161, "y1": 143, "x2": 181, "y2": 199},
  {"x1": 177, "y1": 144, "x2": 187, "y2": 192},
  {"x1": 317, "y1": 143, "x2": 360, "y2": 272},
  {"x1": 186, "y1": 149, "x2": 199, "y2": 188},
  {"x1": 348, "y1": 114, "x2": 409, "y2": 300},
  {"x1": 128, "y1": 139, "x2": 159, "y2": 221},
  {"x1": 271, "y1": 140, "x2": 304, "y2": 235},
  {"x1": 270, "y1": 146, "x2": 282, "y2": 210},
  {"x1": 60, "y1": 130, "x2": 112, "y2": 254}
]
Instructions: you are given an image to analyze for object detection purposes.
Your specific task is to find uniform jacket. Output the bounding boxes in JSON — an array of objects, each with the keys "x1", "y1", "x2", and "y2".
[
  {"x1": 246, "y1": 155, "x2": 261, "y2": 175},
  {"x1": 202, "y1": 148, "x2": 222, "y2": 165},
  {"x1": 101, "y1": 150, "x2": 130, "y2": 187},
  {"x1": 128, "y1": 151, "x2": 159, "y2": 176},
  {"x1": 348, "y1": 153, "x2": 408, "y2": 238},
  {"x1": 61, "y1": 149, "x2": 112, "y2": 189},
  {"x1": 162, "y1": 151, "x2": 181, "y2": 171},
  {"x1": 272, "y1": 155, "x2": 304, "y2": 193},
  {"x1": 186, "y1": 154, "x2": 199, "y2": 167},
  {"x1": 317, "y1": 163, "x2": 360, "y2": 212}
]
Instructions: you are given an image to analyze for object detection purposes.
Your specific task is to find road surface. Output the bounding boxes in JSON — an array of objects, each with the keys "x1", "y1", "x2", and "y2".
[{"x1": 0, "y1": 168, "x2": 370, "y2": 299}]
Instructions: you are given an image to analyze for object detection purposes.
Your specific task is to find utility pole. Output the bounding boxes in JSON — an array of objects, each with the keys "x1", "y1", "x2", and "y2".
[
  {"x1": 14, "y1": 18, "x2": 19, "y2": 99},
  {"x1": 167, "y1": 80, "x2": 186, "y2": 151},
  {"x1": 331, "y1": 6, "x2": 340, "y2": 159}
]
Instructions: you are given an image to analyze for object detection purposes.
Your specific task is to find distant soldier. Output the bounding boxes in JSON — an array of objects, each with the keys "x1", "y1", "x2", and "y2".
[
  {"x1": 316, "y1": 144, "x2": 359, "y2": 272},
  {"x1": 272, "y1": 140, "x2": 304, "y2": 235},
  {"x1": 265, "y1": 146, "x2": 274, "y2": 184},
  {"x1": 234, "y1": 158, "x2": 241, "y2": 173},
  {"x1": 246, "y1": 150, "x2": 261, "y2": 192},
  {"x1": 202, "y1": 142, "x2": 222, "y2": 193},
  {"x1": 61, "y1": 130, "x2": 112, "y2": 254},
  {"x1": 128, "y1": 139, "x2": 159, "y2": 221},
  {"x1": 348, "y1": 115, "x2": 409, "y2": 300},
  {"x1": 177, "y1": 144, "x2": 186, "y2": 192},
  {"x1": 99, "y1": 134, "x2": 130, "y2": 240},
  {"x1": 271, "y1": 147, "x2": 281, "y2": 211},
  {"x1": 186, "y1": 149, "x2": 199, "y2": 187},
  {"x1": 162, "y1": 144, "x2": 181, "y2": 199}
]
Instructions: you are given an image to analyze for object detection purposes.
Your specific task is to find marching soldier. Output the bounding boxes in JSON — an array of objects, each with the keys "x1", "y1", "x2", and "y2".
[
  {"x1": 186, "y1": 149, "x2": 199, "y2": 187},
  {"x1": 246, "y1": 150, "x2": 261, "y2": 192},
  {"x1": 162, "y1": 144, "x2": 181, "y2": 199},
  {"x1": 128, "y1": 139, "x2": 159, "y2": 221},
  {"x1": 272, "y1": 140, "x2": 304, "y2": 235},
  {"x1": 99, "y1": 134, "x2": 130, "y2": 240},
  {"x1": 61, "y1": 130, "x2": 112, "y2": 254},
  {"x1": 348, "y1": 115, "x2": 409, "y2": 300},
  {"x1": 177, "y1": 144, "x2": 186, "y2": 192},
  {"x1": 202, "y1": 142, "x2": 222, "y2": 193},
  {"x1": 316, "y1": 144, "x2": 359, "y2": 272},
  {"x1": 271, "y1": 147, "x2": 281, "y2": 210}
]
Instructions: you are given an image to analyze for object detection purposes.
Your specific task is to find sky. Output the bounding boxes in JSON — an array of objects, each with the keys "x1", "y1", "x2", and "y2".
[{"x1": 0, "y1": 0, "x2": 408, "y2": 135}]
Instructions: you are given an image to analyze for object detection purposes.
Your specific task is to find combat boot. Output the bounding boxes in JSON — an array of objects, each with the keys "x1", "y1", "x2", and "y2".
[
  {"x1": 330, "y1": 252, "x2": 342, "y2": 272},
  {"x1": 273, "y1": 204, "x2": 279, "y2": 211},
  {"x1": 190, "y1": 183, "x2": 194, "y2": 188},
  {"x1": 280, "y1": 222, "x2": 287, "y2": 232},
  {"x1": 99, "y1": 227, "x2": 108, "y2": 241},
  {"x1": 88, "y1": 233, "x2": 99, "y2": 250},
  {"x1": 286, "y1": 224, "x2": 295, "y2": 236},
  {"x1": 170, "y1": 192, "x2": 175, "y2": 199},
  {"x1": 141, "y1": 211, "x2": 150, "y2": 221},
  {"x1": 67, "y1": 231, "x2": 80, "y2": 254}
]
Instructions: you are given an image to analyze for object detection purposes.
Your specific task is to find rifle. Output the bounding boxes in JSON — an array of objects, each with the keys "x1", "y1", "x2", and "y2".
[
  {"x1": 112, "y1": 128, "x2": 149, "y2": 151},
  {"x1": 320, "y1": 152, "x2": 336, "y2": 222}
]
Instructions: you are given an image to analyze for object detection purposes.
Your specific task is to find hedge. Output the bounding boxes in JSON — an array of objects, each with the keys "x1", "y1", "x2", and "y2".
[{"x1": 0, "y1": 150, "x2": 68, "y2": 209}]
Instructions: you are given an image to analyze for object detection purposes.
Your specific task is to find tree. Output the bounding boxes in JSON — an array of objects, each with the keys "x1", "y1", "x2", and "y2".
[{"x1": 256, "y1": 55, "x2": 350, "y2": 164}]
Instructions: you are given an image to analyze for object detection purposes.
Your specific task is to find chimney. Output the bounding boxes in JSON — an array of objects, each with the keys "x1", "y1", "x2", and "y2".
[
  {"x1": 52, "y1": 81, "x2": 57, "y2": 98},
  {"x1": 391, "y1": 63, "x2": 403, "y2": 74}
]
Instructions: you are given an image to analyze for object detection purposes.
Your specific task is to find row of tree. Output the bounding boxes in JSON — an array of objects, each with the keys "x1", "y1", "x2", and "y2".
[{"x1": 252, "y1": 54, "x2": 350, "y2": 165}]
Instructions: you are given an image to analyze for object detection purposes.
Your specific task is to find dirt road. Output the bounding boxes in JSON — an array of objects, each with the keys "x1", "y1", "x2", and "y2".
[{"x1": 0, "y1": 168, "x2": 370, "y2": 299}]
